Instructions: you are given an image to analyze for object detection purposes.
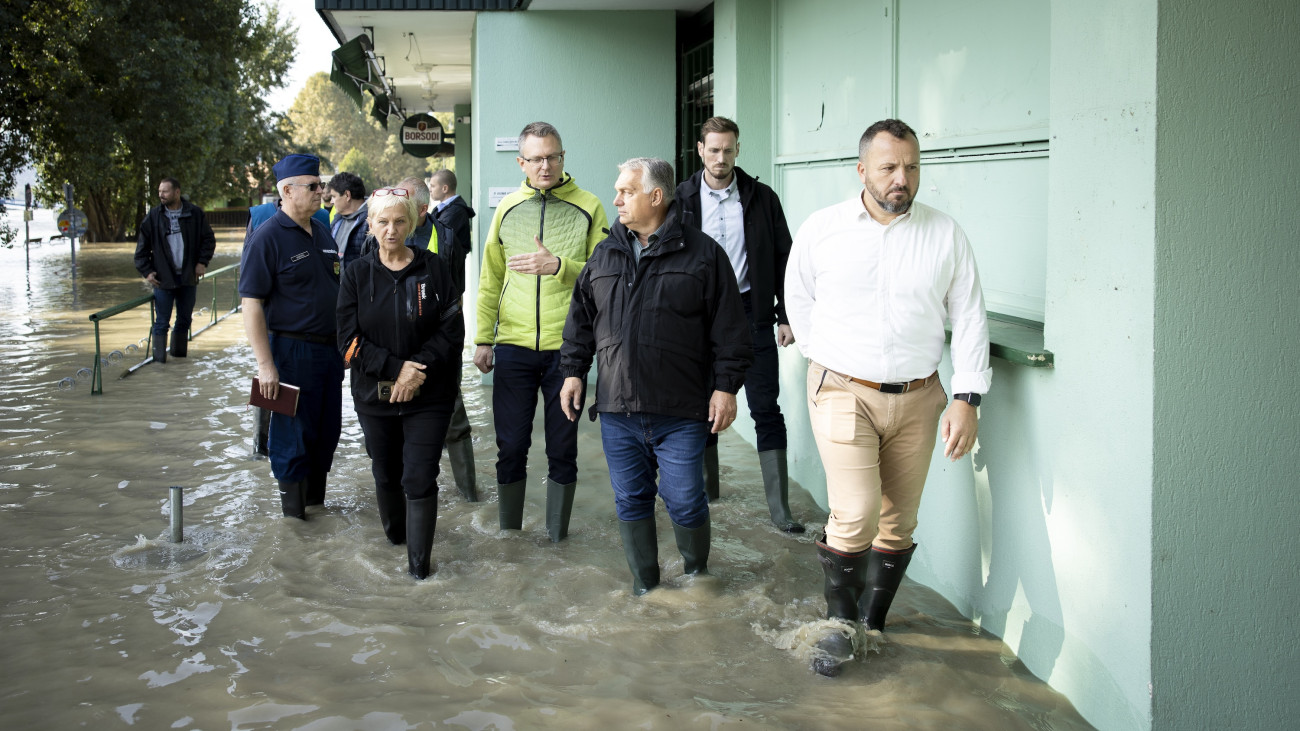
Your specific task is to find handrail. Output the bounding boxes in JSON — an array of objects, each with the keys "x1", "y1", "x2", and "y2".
[
  {"x1": 191, "y1": 262, "x2": 242, "y2": 337},
  {"x1": 85, "y1": 262, "x2": 242, "y2": 394}
]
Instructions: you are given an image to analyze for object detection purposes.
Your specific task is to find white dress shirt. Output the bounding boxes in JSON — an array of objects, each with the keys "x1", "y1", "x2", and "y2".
[
  {"x1": 785, "y1": 195, "x2": 992, "y2": 395},
  {"x1": 699, "y1": 176, "x2": 749, "y2": 293}
]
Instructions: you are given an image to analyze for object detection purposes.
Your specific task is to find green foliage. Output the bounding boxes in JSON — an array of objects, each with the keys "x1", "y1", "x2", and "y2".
[
  {"x1": 337, "y1": 147, "x2": 375, "y2": 189},
  {"x1": 286, "y1": 72, "x2": 454, "y2": 189},
  {"x1": 1, "y1": 0, "x2": 295, "y2": 241}
]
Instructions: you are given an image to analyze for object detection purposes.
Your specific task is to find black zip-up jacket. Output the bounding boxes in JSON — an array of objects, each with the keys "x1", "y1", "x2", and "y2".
[
  {"x1": 337, "y1": 247, "x2": 464, "y2": 417},
  {"x1": 435, "y1": 195, "x2": 476, "y2": 258},
  {"x1": 674, "y1": 165, "x2": 794, "y2": 327},
  {"x1": 134, "y1": 199, "x2": 216, "y2": 289},
  {"x1": 560, "y1": 205, "x2": 753, "y2": 421}
]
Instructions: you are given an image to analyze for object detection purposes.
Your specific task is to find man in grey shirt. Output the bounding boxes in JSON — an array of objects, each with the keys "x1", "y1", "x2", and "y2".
[{"x1": 133, "y1": 177, "x2": 215, "y2": 363}]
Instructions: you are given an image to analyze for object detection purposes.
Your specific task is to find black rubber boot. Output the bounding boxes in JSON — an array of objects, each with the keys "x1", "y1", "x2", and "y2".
[
  {"x1": 759, "y1": 449, "x2": 805, "y2": 533},
  {"x1": 375, "y1": 488, "x2": 406, "y2": 545},
  {"x1": 153, "y1": 333, "x2": 167, "y2": 364},
  {"x1": 703, "y1": 444, "x2": 720, "y2": 502},
  {"x1": 811, "y1": 535, "x2": 869, "y2": 677},
  {"x1": 406, "y1": 496, "x2": 437, "y2": 579},
  {"x1": 277, "y1": 479, "x2": 307, "y2": 520},
  {"x1": 672, "y1": 519, "x2": 711, "y2": 576},
  {"x1": 497, "y1": 479, "x2": 526, "y2": 530},
  {"x1": 545, "y1": 478, "x2": 576, "y2": 542},
  {"x1": 446, "y1": 437, "x2": 479, "y2": 502},
  {"x1": 169, "y1": 331, "x2": 188, "y2": 357},
  {"x1": 618, "y1": 517, "x2": 660, "y2": 595},
  {"x1": 860, "y1": 543, "x2": 917, "y2": 631},
  {"x1": 306, "y1": 472, "x2": 326, "y2": 507}
]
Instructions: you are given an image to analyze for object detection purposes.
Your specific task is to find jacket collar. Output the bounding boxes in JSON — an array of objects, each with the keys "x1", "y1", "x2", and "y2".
[
  {"x1": 521, "y1": 173, "x2": 576, "y2": 198},
  {"x1": 611, "y1": 202, "x2": 685, "y2": 257},
  {"x1": 685, "y1": 165, "x2": 756, "y2": 207}
]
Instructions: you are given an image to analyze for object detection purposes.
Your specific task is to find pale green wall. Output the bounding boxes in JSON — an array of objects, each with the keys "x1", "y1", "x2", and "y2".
[
  {"x1": 1151, "y1": 0, "x2": 1300, "y2": 728},
  {"x1": 453, "y1": 103, "x2": 473, "y2": 209},
  {"x1": 467, "y1": 10, "x2": 676, "y2": 351},
  {"x1": 712, "y1": 0, "x2": 774, "y2": 186}
]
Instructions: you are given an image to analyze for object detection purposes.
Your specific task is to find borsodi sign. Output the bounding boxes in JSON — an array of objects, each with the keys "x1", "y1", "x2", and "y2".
[{"x1": 400, "y1": 114, "x2": 449, "y2": 158}]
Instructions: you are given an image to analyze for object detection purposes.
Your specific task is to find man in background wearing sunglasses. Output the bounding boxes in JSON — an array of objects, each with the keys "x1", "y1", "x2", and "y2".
[
  {"x1": 474, "y1": 121, "x2": 608, "y2": 542},
  {"x1": 239, "y1": 153, "x2": 345, "y2": 520}
]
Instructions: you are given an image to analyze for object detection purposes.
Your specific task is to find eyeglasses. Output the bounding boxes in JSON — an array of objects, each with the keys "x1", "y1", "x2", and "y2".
[
  {"x1": 520, "y1": 153, "x2": 564, "y2": 168},
  {"x1": 372, "y1": 188, "x2": 410, "y2": 198},
  {"x1": 286, "y1": 182, "x2": 324, "y2": 192}
]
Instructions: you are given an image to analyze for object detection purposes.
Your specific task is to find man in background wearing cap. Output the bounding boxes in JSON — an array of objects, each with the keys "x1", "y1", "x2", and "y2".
[
  {"x1": 239, "y1": 154, "x2": 345, "y2": 520},
  {"x1": 244, "y1": 178, "x2": 331, "y2": 459}
]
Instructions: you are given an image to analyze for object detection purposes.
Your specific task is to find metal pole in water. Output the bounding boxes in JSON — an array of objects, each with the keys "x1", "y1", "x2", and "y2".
[{"x1": 169, "y1": 486, "x2": 183, "y2": 543}]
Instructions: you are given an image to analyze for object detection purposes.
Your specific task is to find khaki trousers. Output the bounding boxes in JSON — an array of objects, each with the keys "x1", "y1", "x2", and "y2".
[{"x1": 807, "y1": 362, "x2": 947, "y2": 553}]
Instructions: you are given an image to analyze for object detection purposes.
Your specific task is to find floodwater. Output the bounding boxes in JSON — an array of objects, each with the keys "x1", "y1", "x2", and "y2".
[{"x1": 0, "y1": 224, "x2": 1093, "y2": 730}]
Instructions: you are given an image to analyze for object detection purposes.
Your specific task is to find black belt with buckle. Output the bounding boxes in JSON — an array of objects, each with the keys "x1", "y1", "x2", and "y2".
[
  {"x1": 834, "y1": 369, "x2": 939, "y2": 393},
  {"x1": 271, "y1": 330, "x2": 334, "y2": 346}
]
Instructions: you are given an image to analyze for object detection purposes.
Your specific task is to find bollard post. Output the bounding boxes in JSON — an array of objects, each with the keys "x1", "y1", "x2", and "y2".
[{"x1": 169, "y1": 486, "x2": 183, "y2": 543}]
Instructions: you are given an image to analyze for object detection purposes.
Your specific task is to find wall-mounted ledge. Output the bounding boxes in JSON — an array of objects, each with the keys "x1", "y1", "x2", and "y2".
[{"x1": 948, "y1": 313, "x2": 1054, "y2": 368}]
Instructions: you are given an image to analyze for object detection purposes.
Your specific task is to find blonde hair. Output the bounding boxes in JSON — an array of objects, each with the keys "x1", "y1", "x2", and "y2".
[{"x1": 366, "y1": 190, "x2": 419, "y2": 234}]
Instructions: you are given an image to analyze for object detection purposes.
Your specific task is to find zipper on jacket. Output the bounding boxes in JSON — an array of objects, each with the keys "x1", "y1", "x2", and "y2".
[{"x1": 535, "y1": 193, "x2": 547, "y2": 351}]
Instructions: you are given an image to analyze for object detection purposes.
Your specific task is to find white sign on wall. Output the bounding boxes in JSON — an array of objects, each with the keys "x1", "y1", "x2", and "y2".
[
  {"x1": 494, "y1": 137, "x2": 520, "y2": 152},
  {"x1": 488, "y1": 187, "x2": 516, "y2": 208}
]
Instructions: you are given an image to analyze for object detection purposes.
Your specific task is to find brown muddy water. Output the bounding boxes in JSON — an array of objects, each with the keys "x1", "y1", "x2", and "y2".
[{"x1": 0, "y1": 229, "x2": 1093, "y2": 729}]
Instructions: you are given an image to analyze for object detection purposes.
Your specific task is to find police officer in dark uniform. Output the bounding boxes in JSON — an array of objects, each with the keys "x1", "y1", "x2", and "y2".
[{"x1": 239, "y1": 154, "x2": 344, "y2": 519}]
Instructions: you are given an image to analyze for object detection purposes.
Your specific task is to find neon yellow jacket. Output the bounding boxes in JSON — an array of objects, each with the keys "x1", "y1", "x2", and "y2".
[{"x1": 475, "y1": 174, "x2": 608, "y2": 351}]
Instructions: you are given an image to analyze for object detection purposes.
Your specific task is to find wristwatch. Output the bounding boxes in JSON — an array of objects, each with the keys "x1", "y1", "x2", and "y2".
[{"x1": 953, "y1": 392, "x2": 982, "y2": 407}]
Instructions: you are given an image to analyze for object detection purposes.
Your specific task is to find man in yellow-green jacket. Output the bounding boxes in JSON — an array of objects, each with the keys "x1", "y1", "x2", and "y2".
[{"x1": 474, "y1": 121, "x2": 608, "y2": 543}]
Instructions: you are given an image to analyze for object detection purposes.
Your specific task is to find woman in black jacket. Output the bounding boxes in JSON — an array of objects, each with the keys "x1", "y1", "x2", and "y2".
[{"x1": 337, "y1": 187, "x2": 464, "y2": 579}]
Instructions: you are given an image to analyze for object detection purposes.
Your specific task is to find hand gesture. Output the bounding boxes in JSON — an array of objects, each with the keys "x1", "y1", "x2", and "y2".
[{"x1": 507, "y1": 236, "x2": 560, "y2": 276}]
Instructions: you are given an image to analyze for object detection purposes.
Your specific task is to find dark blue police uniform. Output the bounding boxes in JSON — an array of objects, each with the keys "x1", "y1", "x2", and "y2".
[{"x1": 238, "y1": 210, "x2": 344, "y2": 489}]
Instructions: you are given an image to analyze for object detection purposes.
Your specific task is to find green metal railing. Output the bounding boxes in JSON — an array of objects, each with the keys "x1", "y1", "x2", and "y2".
[{"x1": 86, "y1": 262, "x2": 241, "y2": 394}]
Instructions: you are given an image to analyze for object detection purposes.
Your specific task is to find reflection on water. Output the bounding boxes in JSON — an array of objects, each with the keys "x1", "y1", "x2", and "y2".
[{"x1": 0, "y1": 236, "x2": 1093, "y2": 729}]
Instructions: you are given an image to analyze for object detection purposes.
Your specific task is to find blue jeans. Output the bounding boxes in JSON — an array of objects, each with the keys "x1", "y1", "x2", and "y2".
[
  {"x1": 491, "y1": 344, "x2": 578, "y2": 484},
  {"x1": 153, "y1": 284, "x2": 197, "y2": 340},
  {"x1": 599, "y1": 412, "x2": 709, "y2": 528},
  {"x1": 707, "y1": 291, "x2": 786, "y2": 452}
]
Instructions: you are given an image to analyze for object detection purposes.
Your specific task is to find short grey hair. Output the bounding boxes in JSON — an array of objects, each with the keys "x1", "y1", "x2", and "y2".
[
  {"x1": 397, "y1": 176, "x2": 430, "y2": 208},
  {"x1": 519, "y1": 121, "x2": 562, "y2": 149},
  {"x1": 618, "y1": 157, "x2": 675, "y2": 204}
]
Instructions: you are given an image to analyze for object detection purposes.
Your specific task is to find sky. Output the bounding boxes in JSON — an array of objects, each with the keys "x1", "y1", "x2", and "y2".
[{"x1": 265, "y1": 0, "x2": 341, "y2": 113}]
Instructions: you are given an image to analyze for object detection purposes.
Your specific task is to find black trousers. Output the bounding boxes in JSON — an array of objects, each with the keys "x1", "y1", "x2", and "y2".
[
  {"x1": 706, "y1": 292, "x2": 787, "y2": 452},
  {"x1": 358, "y1": 405, "x2": 454, "y2": 501}
]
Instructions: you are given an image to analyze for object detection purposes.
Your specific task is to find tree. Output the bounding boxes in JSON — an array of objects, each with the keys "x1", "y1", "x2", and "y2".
[
  {"x1": 337, "y1": 147, "x2": 375, "y2": 189},
  {"x1": 1, "y1": 0, "x2": 295, "y2": 241},
  {"x1": 286, "y1": 71, "x2": 455, "y2": 190}
]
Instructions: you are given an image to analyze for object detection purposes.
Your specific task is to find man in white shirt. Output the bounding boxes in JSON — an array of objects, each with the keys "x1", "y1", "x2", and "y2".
[{"x1": 785, "y1": 119, "x2": 991, "y2": 676}]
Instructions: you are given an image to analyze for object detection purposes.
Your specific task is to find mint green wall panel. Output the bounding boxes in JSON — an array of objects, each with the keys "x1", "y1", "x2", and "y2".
[
  {"x1": 467, "y1": 10, "x2": 676, "y2": 361},
  {"x1": 1152, "y1": 0, "x2": 1300, "y2": 728},
  {"x1": 921, "y1": 155, "x2": 1048, "y2": 319},
  {"x1": 774, "y1": 0, "x2": 892, "y2": 161},
  {"x1": 897, "y1": 0, "x2": 1050, "y2": 147}
]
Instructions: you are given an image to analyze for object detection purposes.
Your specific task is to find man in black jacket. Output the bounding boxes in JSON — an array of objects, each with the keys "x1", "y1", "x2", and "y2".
[
  {"x1": 559, "y1": 157, "x2": 752, "y2": 595},
  {"x1": 430, "y1": 169, "x2": 475, "y2": 282},
  {"x1": 675, "y1": 116, "x2": 804, "y2": 533},
  {"x1": 134, "y1": 177, "x2": 216, "y2": 363}
]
